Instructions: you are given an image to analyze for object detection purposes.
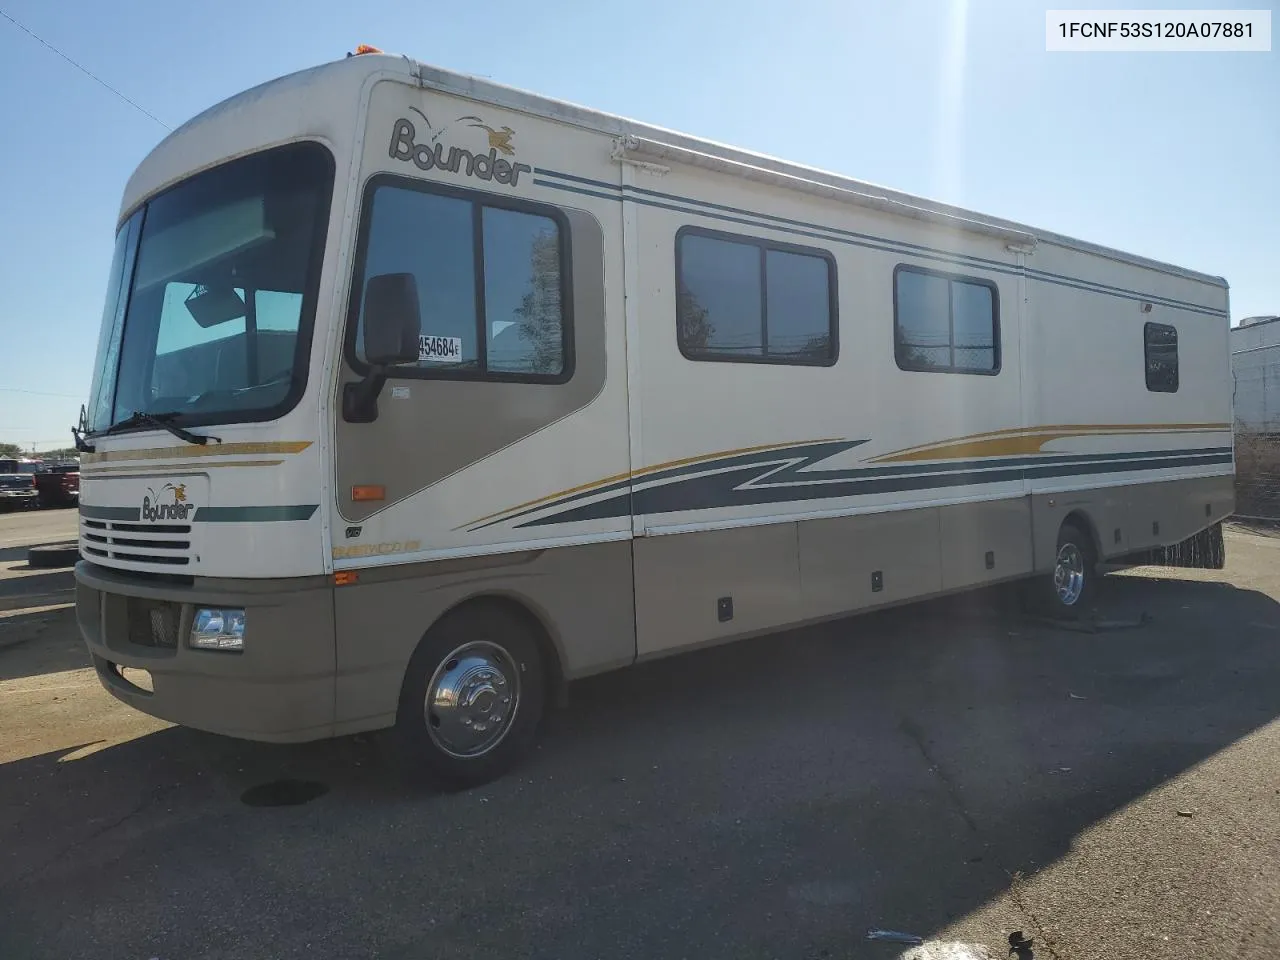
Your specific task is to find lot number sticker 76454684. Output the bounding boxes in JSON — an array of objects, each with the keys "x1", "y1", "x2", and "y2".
[{"x1": 419, "y1": 335, "x2": 463, "y2": 363}]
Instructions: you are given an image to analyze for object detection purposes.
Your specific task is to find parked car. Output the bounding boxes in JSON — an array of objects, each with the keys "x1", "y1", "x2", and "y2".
[
  {"x1": 35, "y1": 461, "x2": 80, "y2": 508},
  {"x1": 0, "y1": 458, "x2": 41, "y2": 512}
]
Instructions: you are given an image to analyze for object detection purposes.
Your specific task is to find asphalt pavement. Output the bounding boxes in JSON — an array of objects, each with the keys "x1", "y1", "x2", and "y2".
[
  {"x1": 1, "y1": 517, "x2": 1278, "y2": 959},
  {"x1": 0, "y1": 506, "x2": 77, "y2": 624},
  {"x1": 0, "y1": 505, "x2": 77, "y2": 550}
]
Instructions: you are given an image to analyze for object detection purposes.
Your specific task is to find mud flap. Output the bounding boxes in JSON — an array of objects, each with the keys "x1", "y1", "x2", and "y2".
[{"x1": 1124, "y1": 521, "x2": 1226, "y2": 570}]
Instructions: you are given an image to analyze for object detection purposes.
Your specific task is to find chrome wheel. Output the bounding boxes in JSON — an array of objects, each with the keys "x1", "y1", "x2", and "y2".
[
  {"x1": 1054, "y1": 542, "x2": 1086, "y2": 606},
  {"x1": 424, "y1": 641, "x2": 520, "y2": 759}
]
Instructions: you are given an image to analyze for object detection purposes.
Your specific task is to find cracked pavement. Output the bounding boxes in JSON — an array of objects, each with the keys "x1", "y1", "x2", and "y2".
[{"x1": 1, "y1": 524, "x2": 1278, "y2": 959}]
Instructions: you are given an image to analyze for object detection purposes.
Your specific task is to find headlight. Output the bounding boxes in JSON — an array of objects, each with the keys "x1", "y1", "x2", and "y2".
[{"x1": 190, "y1": 608, "x2": 246, "y2": 651}]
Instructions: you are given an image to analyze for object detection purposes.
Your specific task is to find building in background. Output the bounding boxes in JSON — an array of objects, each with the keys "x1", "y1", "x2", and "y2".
[{"x1": 1232, "y1": 315, "x2": 1280, "y2": 519}]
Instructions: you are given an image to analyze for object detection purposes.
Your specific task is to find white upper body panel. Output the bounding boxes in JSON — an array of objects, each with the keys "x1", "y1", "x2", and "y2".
[{"x1": 80, "y1": 51, "x2": 1231, "y2": 580}]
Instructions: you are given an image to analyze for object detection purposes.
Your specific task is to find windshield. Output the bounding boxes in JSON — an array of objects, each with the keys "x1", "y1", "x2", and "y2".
[{"x1": 87, "y1": 141, "x2": 334, "y2": 433}]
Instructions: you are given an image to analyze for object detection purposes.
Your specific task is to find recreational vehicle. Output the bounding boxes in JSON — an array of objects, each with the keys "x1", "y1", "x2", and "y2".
[{"x1": 75, "y1": 51, "x2": 1235, "y2": 785}]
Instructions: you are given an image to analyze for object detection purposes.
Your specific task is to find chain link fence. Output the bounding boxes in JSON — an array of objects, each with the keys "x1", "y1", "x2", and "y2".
[
  {"x1": 1234, "y1": 431, "x2": 1280, "y2": 521},
  {"x1": 1232, "y1": 340, "x2": 1280, "y2": 521}
]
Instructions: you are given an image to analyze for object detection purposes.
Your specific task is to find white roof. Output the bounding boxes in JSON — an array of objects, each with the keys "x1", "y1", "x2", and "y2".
[{"x1": 130, "y1": 52, "x2": 1227, "y2": 288}]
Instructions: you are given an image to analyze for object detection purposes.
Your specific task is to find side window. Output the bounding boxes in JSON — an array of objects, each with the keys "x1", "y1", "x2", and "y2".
[
  {"x1": 894, "y1": 265, "x2": 999, "y2": 375},
  {"x1": 676, "y1": 228, "x2": 836, "y2": 365},
  {"x1": 350, "y1": 179, "x2": 571, "y2": 381},
  {"x1": 1144, "y1": 322, "x2": 1178, "y2": 393}
]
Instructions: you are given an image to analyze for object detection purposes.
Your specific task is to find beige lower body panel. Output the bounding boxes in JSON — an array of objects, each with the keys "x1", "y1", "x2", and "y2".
[
  {"x1": 75, "y1": 562, "x2": 337, "y2": 743},
  {"x1": 799, "y1": 507, "x2": 944, "y2": 620},
  {"x1": 633, "y1": 523, "x2": 802, "y2": 658},
  {"x1": 632, "y1": 476, "x2": 1232, "y2": 661},
  {"x1": 73, "y1": 474, "x2": 1234, "y2": 744},
  {"x1": 332, "y1": 539, "x2": 636, "y2": 734},
  {"x1": 1030, "y1": 473, "x2": 1235, "y2": 569},
  {"x1": 634, "y1": 497, "x2": 1034, "y2": 659}
]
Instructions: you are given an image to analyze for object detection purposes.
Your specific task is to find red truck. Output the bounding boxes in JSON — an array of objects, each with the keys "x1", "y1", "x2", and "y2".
[{"x1": 34, "y1": 461, "x2": 80, "y2": 509}]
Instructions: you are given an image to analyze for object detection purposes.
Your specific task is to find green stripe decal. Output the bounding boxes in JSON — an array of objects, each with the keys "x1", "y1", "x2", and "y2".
[
  {"x1": 193, "y1": 505, "x2": 318, "y2": 522},
  {"x1": 80, "y1": 505, "x2": 142, "y2": 521}
]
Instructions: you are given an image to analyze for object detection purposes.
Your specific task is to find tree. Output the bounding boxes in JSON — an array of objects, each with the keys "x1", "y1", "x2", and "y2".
[
  {"x1": 0, "y1": 443, "x2": 22, "y2": 459},
  {"x1": 677, "y1": 286, "x2": 715, "y2": 351},
  {"x1": 512, "y1": 230, "x2": 565, "y2": 374}
]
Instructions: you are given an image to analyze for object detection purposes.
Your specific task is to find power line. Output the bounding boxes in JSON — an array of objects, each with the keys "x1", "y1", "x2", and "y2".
[
  {"x1": 0, "y1": 387, "x2": 84, "y2": 399},
  {"x1": 0, "y1": 6, "x2": 170, "y2": 131}
]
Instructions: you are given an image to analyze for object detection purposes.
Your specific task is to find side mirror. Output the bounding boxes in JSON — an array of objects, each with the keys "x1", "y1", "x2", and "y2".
[
  {"x1": 362, "y1": 272, "x2": 421, "y2": 366},
  {"x1": 344, "y1": 273, "x2": 422, "y2": 423}
]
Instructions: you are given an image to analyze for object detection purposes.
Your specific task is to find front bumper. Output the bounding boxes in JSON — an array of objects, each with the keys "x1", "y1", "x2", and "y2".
[{"x1": 75, "y1": 561, "x2": 337, "y2": 743}]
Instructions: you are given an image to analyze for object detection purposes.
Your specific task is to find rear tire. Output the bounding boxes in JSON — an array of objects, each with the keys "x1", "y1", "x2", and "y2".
[
  {"x1": 392, "y1": 604, "x2": 546, "y2": 789},
  {"x1": 1027, "y1": 522, "x2": 1096, "y2": 620}
]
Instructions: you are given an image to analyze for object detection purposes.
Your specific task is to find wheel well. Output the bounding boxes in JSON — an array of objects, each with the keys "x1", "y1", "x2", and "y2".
[
  {"x1": 1062, "y1": 510, "x2": 1102, "y2": 559},
  {"x1": 435, "y1": 594, "x2": 567, "y2": 707}
]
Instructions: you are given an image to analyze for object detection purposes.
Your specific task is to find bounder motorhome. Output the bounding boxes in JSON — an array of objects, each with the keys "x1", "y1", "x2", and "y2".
[{"x1": 75, "y1": 49, "x2": 1234, "y2": 785}]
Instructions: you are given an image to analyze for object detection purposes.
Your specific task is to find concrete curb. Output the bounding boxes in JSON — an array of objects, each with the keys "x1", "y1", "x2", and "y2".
[{"x1": 27, "y1": 542, "x2": 80, "y2": 569}]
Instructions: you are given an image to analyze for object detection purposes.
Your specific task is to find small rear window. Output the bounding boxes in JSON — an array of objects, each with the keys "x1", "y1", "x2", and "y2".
[{"x1": 1144, "y1": 322, "x2": 1178, "y2": 393}]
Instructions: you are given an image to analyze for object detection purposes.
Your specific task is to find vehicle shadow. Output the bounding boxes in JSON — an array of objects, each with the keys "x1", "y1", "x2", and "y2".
[
  {"x1": 1, "y1": 570, "x2": 1278, "y2": 960},
  {"x1": 0, "y1": 569, "x2": 76, "y2": 615},
  {"x1": 0, "y1": 608, "x2": 86, "y2": 680}
]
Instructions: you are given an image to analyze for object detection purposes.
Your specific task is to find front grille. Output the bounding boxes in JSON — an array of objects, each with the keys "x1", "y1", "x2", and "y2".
[
  {"x1": 82, "y1": 519, "x2": 192, "y2": 567},
  {"x1": 126, "y1": 597, "x2": 180, "y2": 648}
]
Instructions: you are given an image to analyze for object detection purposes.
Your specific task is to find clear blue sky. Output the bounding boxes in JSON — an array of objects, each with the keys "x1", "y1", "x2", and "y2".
[{"x1": 0, "y1": 0, "x2": 1275, "y2": 452}]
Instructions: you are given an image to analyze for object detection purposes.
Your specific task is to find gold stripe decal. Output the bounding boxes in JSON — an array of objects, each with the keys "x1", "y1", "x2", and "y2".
[
  {"x1": 81, "y1": 441, "x2": 312, "y2": 465},
  {"x1": 462, "y1": 423, "x2": 1232, "y2": 530},
  {"x1": 869, "y1": 423, "x2": 1231, "y2": 464},
  {"x1": 81, "y1": 459, "x2": 286, "y2": 476}
]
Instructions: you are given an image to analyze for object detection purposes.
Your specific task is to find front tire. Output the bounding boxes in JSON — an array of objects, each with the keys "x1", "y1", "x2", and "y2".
[{"x1": 393, "y1": 604, "x2": 546, "y2": 789}]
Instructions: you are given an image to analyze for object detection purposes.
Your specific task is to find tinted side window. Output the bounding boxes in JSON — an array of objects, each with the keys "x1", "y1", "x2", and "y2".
[
  {"x1": 894, "y1": 265, "x2": 999, "y2": 375},
  {"x1": 951, "y1": 281, "x2": 997, "y2": 372},
  {"x1": 676, "y1": 228, "x2": 836, "y2": 365},
  {"x1": 350, "y1": 179, "x2": 571, "y2": 381},
  {"x1": 1144, "y1": 322, "x2": 1178, "y2": 392},
  {"x1": 361, "y1": 188, "x2": 479, "y2": 368},
  {"x1": 766, "y1": 249, "x2": 833, "y2": 359},
  {"x1": 483, "y1": 207, "x2": 565, "y2": 375},
  {"x1": 679, "y1": 233, "x2": 762, "y2": 357},
  {"x1": 895, "y1": 270, "x2": 950, "y2": 369}
]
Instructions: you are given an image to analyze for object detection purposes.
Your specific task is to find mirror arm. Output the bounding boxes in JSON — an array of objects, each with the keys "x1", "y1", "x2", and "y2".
[
  {"x1": 342, "y1": 366, "x2": 389, "y2": 424},
  {"x1": 72, "y1": 405, "x2": 95, "y2": 453}
]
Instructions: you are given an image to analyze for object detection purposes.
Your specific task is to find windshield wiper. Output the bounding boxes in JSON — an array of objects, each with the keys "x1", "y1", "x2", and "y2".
[{"x1": 90, "y1": 411, "x2": 221, "y2": 446}]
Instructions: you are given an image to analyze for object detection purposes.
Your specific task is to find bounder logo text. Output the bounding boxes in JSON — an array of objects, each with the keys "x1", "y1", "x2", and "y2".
[
  {"x1": 142, "y1": 483, "x2": 193, "y2": 522},
  {"x1": 388, "y1": 109, "x2": 531, "y2": 187}
]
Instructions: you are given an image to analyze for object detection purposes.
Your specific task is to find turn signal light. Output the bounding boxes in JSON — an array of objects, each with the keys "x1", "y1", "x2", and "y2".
[
  {"x1": 334, "y1": 571, "x2": 359, "y2": 586},
  {"x1": 351, "y1": 484, "x2": 385, "y2": 502}
]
